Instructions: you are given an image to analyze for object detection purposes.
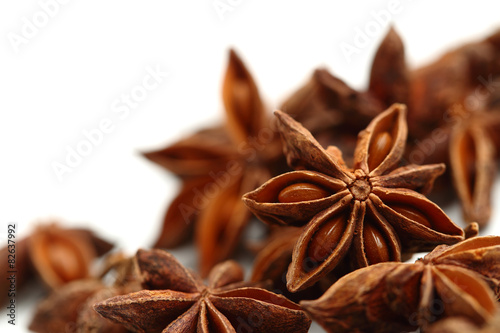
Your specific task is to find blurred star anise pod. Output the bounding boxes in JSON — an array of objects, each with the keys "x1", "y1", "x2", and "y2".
[
  {"x1": 29, "y1": 279, "x2": 106, "y2": 333},
  {"x1": 29, "y1": 254, "x2": 140, "y2": 333},
  {"x1": 301, "y1": 235, "x2": 500, "y2": 333},
  {"x1": 244, "y1": 104, "x2": 466, "y2": 292},
  {"x1": 406, "y1": 29, "x2": 500, "y2": 226},
  {"x1": 407, "y1": 29, "x2": 500, "y2": 140},
  {"x1": 94, "y1": 249, "x2": 311, "y2": 333},
  {"x1": 29, "y1": 223, "x2": 110, "y2": 288},
  {"x1": 143, "y1": 50, "x2": 283, "y2": 276},
  {"x1": 0, "y1": 222, "x2": 113, "y2": 304}
]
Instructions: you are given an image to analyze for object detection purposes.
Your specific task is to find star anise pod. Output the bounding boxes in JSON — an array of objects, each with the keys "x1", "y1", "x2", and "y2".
[
  {"x1": 29, "y1": 253, "x2": 141, "y2": 333},
  {"x1": 77, "y1": 287, "x2": 138, "y2": 333},
  {"x1": 281, "y1": 68, "x2": 382, "y2": 142},
  {"x1": 250, "y1": 227, "x2": 303, "y2": 286},
  {"x1": 30, "y1": 283, "x2": 137, "y2": 333},
  {"x1": 143, "y1": 50, "x2": 283, "y2": 276},
  {"x1": 29, "y1": 279, "x2": 106, "y2": 333},
  {"x1": 94, "y1": 249, "x2": 311, "y2": 333},
  {"x1": 243, "y1": 104, "x2": 466, "y2": 292},
  {"x1": 408, "y1": 29, "x2": 500, "y2": 140},
  {"x1": 368, "y1": 26, "x2": 410, "y2": 108},
  {"x1": 301, "y1": 235, "x2": 500, "y2": 333},
  {"x1": 29, "y1": 223, "x2": 104, "y2": 288},
  {"x1": 0, "y1": 222, "x2": 113, "y2": 305}
]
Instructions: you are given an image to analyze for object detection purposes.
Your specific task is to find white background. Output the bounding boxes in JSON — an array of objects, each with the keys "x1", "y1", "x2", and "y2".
[{"x1": 1, "y1": 1, "x2": 500, "y2": 332}]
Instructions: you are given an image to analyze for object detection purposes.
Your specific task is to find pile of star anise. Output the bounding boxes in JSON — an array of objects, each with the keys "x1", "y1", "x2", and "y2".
[{"x1": 6, "y1": 27, "x2": 500, "y2": 333}]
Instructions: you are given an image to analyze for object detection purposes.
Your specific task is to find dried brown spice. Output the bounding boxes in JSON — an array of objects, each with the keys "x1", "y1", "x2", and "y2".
[
  {"x1": 396, "y1": 28, "x2": 500, "y2": 228},
  {"x1": 407, "y1": 30, "x2": 500, "y2": 140},
  {"x1": 77, "y1": 255, "x2": 142, "y2": 333},
  {"x1": 281, "y1": 68, "x2": 382, "y2": 142},
  {"x1": 29, "y1": 279, "x2": 105, "y2": 333},
  {"x1": 29, "y1": 253, "x2": 140, "y2": 333},
  {"x1": 77, "y1": 287, "x2": 136, "y2": 333},
  {"x1": 302, "y1": 263, "x2": 413, "y2": 333},
  {"x1": 403, "y1": 28, "x2": 500, "y2": 223},
  {"x1": 143, "y1": 50, "x2": 283, "y2": 276},
  {"x1": 244, "y1": 104, "x2": 465, "y2": 292},
  {"x1": 408, "y1": 100, "x2": 500, "y2": 226},
  {"x1": 448, "y1": 105, "x2": 500, "y2": 226},
  {"x1": 250, "y1": 227, "x2": 303, "y2": 286},
  {"x1": 250, "y1": 226, "x2": 335, "y2": 302},
  {"x1": 29, "y1": 223, "x2": 98, "y2": 288},
  {"x1": 0, "y1": 222, "x2": 113, "y2": 305},
  {"x1": 301, "y1": 235, "x2": 500, "y2": 333},
  {"x1": 94, "y1": 249, "x2": 311, "y2": 333},
  {"x1": 281, "y1": 26, "x2": 500, "y2": 227},
  {"x1": 97, "y1": 252, "x2": 142, "y2": 288},
  {"x1": 368, "y1": 26, "x2": 409, "y2": 108},
  {"x1": 280, "y1": 70, "x2": 380, "y2": 169},
  {"x1": 280, "y1": 27, "x2": 408, "y2": 164}
]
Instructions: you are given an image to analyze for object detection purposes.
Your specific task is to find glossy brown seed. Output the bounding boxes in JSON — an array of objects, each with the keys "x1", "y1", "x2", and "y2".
[
  {"x1": 278, "y1": 183, "x2": 330, "y2": 203},
  {"x1": 308, "y1": 216, "x2": 346, "y2": 263},
  {"x1": 368, "y1": 131, "x2": 393, "y2": 170},
  {"x1": 391, "y1": 204, "x2": 432, "y2": 229},
  {"x1": 363, "y1": 224, "x2": 390, "y2": 265},
  {"x1": 47, "y1": 240, "x2": 86, "y2": 283}
]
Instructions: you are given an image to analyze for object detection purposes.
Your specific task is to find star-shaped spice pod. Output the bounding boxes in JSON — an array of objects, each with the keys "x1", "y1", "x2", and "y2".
[
  {"x1": 0, "y1": 222, "x2": 113, "y2": 305},
  {"x1": 243, "y1": 104, "x2": 466, "y2": 292},
  {"x1": 143, "y1": 50, "x2": 283, "y2": 276},
  {"x1": 29, "y1": 254, "x2": 140, "y2": 333},
  {"x1": 301, "y1": 235, "x2": 500, "y2": 333},
  {"x1": 94, "y1": 249, "x2": 311, "y2": 333}
]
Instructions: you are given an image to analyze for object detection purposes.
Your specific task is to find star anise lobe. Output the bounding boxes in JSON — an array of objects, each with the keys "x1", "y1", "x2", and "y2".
[{"x1": 278, "y1": 182, "x2": 331, "y2": 203}]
